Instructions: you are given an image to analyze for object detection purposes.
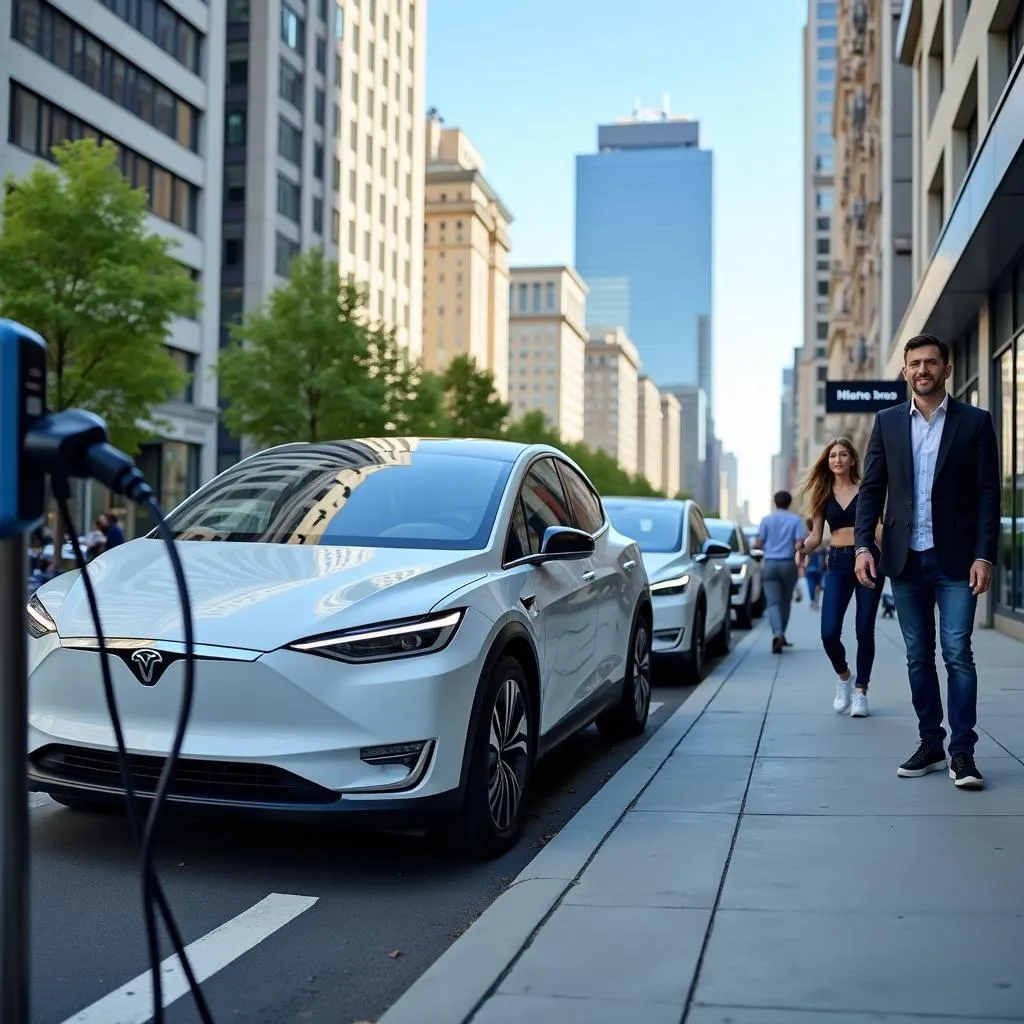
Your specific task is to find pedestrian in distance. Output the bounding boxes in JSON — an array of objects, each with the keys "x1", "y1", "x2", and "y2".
[
  {"x1": 802, "y1": 516, "x2": 825, "y2": 610},
  {"x1": 854, "y1": 333, "x2": 1001, "y2": 789},
  {"x1": 797, "y1": 437, "x2": 883, "y2": 718},
  {"x1": 754, "y1": 490, "x2": 807, "y2": 654}
]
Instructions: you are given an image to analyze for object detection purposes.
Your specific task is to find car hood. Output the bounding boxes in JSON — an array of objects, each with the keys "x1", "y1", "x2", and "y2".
[
  {"x1": 36, "y1": 540, "x2": 487, "y2": 653},
  {"x1": 640, "y1": 551, "x2": 692, "y2": 582}
]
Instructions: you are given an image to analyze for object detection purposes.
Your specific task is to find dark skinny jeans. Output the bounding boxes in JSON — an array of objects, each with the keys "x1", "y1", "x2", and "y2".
[{"x1": 821, "y1": 545, "x2": 883, "y2": 689}]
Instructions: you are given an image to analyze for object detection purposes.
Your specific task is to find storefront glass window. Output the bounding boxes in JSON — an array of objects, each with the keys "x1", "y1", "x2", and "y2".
[
  {"x1": 995, "y1": 346, "x2": 1015, "y2": 610},
  {"x1": 1016, "y1": 339, "x2": 1024, "y2": 613}
]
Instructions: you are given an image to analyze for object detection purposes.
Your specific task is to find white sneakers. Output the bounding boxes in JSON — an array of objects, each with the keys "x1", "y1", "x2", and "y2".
[{"x1": 833, "y1": 675, "x2": 870, "y2": 717}]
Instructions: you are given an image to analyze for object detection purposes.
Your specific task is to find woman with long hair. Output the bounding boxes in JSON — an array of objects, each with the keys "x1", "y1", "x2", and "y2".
[{"x1": 797, "y1": 437, "x2": 883, "y2": 718}]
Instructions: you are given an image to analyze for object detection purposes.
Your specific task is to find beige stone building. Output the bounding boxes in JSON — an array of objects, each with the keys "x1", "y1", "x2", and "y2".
[
  {"x1": 827, "y1": 0, "x2": 914, "y2": 456},
  {"x1": 637, "y1": 375, "x2": 664, "y2": 491},
  {"x1": 660, "y1": 393, "x2": 682, "y2": 498},
  {"x1": 421, "y1": 114, "x2": 512, "y2": 398},
  {"x1": 584, "y1": 327, "x2": 640, "y2": 476},
  {"x1": 507, "y1": 266, "x2": 588, "y2": 441},
  {"x1": 891, "y1": 0, "x2": 1024, "y2": 637}
]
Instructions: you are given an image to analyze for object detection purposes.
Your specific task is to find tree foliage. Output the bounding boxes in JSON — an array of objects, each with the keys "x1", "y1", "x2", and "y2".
[
  {"x1": 0, "y1": 138, "x2": 197, "y2": 452},
  {"x1": 441, "y1": 355, "x2": 509, "y2": 438}
]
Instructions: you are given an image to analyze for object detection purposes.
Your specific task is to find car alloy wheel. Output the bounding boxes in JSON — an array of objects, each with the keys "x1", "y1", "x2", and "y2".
[
  {"x1": 487, "y1": 676, "x2": 529, "y2": 832},
  {"x1": 632, "y1": 623, "x2": 652, "y2": 720}
]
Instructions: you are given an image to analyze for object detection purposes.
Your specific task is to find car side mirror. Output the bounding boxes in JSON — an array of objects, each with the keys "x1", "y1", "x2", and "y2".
[
  {"x1": 702, "y1": 539, "x2": 732, "y2": 559},
  {"x1": 536, "y1": 526, "x2": 595, "y2": 561}
]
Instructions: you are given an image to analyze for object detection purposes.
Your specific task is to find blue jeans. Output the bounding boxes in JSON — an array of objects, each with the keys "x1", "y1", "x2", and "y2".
[
  {"x1": 805, "y1": 570, "x2": 822, "y2": 603},
  {"x1": 820, "y1": 546, "x2": 883, "y2": 688},
  {"x1": 891, "y1": 548, "x2": 978, "y2": 754}
]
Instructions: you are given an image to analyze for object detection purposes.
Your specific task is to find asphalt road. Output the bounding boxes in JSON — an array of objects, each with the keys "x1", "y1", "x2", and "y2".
[{"x1": 28, "y1": 667, "x2": 710, "y2": 1024}]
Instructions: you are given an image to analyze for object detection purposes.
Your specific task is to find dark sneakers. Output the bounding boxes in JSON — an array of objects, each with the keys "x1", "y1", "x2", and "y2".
[
  {"x1": 897, "y1": 742, "x2": 947, "y2": 777},
  {"x1": 949, "y1": 752, "x2": 985, "y2": 789},
  {"x1": 771, "y1": 635, "x2": 784, "y2": 654}
]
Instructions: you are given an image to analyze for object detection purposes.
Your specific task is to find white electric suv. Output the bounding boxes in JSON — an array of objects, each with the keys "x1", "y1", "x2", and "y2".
[{"x1": 26, "y1": 438, "x2": 653, "y2": 858}]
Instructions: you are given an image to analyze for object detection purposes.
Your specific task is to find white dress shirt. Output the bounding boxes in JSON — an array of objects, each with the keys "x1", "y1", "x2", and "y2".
[{"x1": 909, "y1": 393, "x2": 948, "y2": 551}]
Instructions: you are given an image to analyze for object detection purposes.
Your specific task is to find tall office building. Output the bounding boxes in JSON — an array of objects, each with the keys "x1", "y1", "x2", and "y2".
[
  {"x1": 659, "y1": 392, "x2": 681, "y2": 499},
  {"x1": 575, "y1": 103, "x2": 713, "y2": 393},
  {"x1": 583, "y1": 326, "x2": 640, "y2": 475},
  {"x1": 637, "y1": 375, "x2": 664, "y2": 492},
  {"x1": 219, "y1": 0, "x2": 427, "y2": 469},
  {"x1": 797, "y1": 0, "x2": 839, "y2": 474},
  {"x1": 2, "y1": 0, "x2": 226, "y2": 517},
  {"x1": 508, "y1": 266, "x2": 588, "y2": 442},
  {"x1": 422, "y1": 113, "x2": 512, "y2": 398}
]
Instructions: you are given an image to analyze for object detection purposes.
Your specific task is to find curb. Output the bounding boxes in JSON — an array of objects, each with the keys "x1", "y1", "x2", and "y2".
[{"x1": 376, "y1": 616, "x2": 765, "y2": 1024}]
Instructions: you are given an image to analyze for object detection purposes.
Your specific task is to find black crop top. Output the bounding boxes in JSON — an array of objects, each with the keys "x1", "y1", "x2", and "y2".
[{"x1": 825, "y1": 491, "x2": 858, "y2": 531}]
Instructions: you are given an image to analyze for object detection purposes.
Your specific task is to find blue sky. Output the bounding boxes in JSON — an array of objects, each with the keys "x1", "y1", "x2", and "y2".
[{"x1": 425, "y1": 0, "x2": 808, "y2": 521}]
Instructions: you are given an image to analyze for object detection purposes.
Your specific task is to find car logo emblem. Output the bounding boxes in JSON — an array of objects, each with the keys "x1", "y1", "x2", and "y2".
[{"x1": 130, "y1": 649, "x2": 164, "y2": 686}]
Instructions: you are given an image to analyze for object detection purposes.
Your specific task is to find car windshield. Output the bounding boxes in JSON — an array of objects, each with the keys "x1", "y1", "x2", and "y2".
[
  {"x1": 158, "y1": 441, "x2": 514, "y2": 550},
  {"x1": 604, "y1": 502, "x2": 683, "y2": 553},
  {"x1": 706, "y1": 522, "x2": 741, "y2": 551}
]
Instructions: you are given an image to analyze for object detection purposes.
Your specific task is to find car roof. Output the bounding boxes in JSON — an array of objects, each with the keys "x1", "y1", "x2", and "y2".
[
  {"x1": 705, "y1": 517, "x2": 738, "y2": 527},
  {"x1": 245, "y1": 436, "x2": 544, "y2": 466},
  {"x1": 603, "y1": 495, "x2": 691, "y2": 510}
]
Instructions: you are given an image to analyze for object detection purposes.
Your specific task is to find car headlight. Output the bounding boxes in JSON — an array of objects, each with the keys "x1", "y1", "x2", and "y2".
[
  {"x1": 288, "y1": 609, "x2": 464, "y2": 663},
  {"x1": 732, "y1": 564, "x2": 748, "y2": 579},
  {"x1": 649, "y1": 574, "x2": 689, "y2": 597},
  {"x1": 26, "y1": 594, "x2": 57, "y2": 638}
]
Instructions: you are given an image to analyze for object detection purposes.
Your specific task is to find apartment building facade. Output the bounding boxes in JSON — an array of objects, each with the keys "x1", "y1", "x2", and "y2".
[
  {"x1": 892, "y1": 0, "x2": 1024, "y2": 637},
  {"x1": 421, "y1": 114, "x2": 512, "y2": 398},
  {"x1": 583, "y1": 326, "x2": 640, "y2": 475},
  {"x1": 660, "y1": 391, "x2": 681, "y2": 498},
  {"x1": 636, "y1": 374, "x2": 663, "y2": 492},
  {"x1": 219, "y1": 0, "x2": 426, "y2": 469},
  {"x1": 507, "y1": 266, "x2": 588, "y2": 442},
  {"x1": 2, "y1": 0, "x2": 226, "y2": 520}
]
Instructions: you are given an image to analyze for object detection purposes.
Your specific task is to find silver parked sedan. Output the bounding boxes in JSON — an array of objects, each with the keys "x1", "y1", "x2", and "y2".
[
  {"x1": 603, "y1": 498, "x2": 732, "y2": 683},
  {"x1": 705, "y1": 518, "x2": 765, "y2": 628}
]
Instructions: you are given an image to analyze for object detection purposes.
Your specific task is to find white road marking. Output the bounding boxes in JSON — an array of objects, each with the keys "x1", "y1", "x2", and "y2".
[
  {"x1": 60, "y1": 892, "x2": 319, "y2": 1024},
  {"x1": 650, "y1": 701, "x2": 664, "y2": 714}
]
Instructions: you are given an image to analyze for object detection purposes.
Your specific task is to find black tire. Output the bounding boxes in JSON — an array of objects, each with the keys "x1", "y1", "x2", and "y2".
[
  {"x1": 735, "y1": 594, "x2": 753, "y2": 629},
  {"x1": 597, "y1": 612, "x2": 652, "y2": 741},
  {"x1": 709, "y1": 602, "x2": 732, "y2": 655},
  {"x1": 683, "y1": 601, "x2": 706, "y2": 684},
  {"x1": 457, "y1": 656, "x2": 535, "y2": 859}
]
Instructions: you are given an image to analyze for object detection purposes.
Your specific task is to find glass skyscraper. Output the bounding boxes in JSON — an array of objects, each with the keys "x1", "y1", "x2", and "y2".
[{"x1": 574, "y1": 113, "x2": 713, "y2": 395}]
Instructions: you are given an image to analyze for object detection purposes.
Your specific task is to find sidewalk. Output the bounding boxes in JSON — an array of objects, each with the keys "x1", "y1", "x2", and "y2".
[{"x1": 379, "y1": 598, "x2": 1024, "y2": 1024}]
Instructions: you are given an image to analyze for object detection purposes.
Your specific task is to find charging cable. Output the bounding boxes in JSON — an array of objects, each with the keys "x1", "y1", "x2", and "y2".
[{"x1": 28, "y1": 412, "x2": 216, "y2": 1024}]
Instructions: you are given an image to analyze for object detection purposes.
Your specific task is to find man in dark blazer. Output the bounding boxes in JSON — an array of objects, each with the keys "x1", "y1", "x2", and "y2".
[{"x1": 855, "y1": 333, "x2": 1000, "y2": 789}]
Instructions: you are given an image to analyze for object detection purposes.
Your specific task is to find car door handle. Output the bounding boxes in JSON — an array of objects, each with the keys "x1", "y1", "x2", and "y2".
[
  {"x1": 581, "y1": 570, "x2": 596, "y2": 581},
  {"x1": 623, "y1": 559, "x2": 636, "y2": 571}
]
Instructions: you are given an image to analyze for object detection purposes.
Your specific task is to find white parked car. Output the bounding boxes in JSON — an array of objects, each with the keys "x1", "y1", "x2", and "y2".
[
  {"x1": 602, "y1": 497, "x2": 732, "y2": 683},
  {"x1": 26, "y1": 438, "x2": 653, "y2": 858},
  {"x1": 705, "y1": 518, "x2": 765, "y2": 628}
]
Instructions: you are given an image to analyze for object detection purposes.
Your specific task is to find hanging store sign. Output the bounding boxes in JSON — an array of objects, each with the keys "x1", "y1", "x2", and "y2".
[{"x1": 825, "y1": 380, "x2": 906, "y2": 414}]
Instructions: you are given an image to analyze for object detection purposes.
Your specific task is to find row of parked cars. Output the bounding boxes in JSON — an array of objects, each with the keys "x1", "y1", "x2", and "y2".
[{"x1": 25, "y1": 438, "x2": 765, "y2": 858}]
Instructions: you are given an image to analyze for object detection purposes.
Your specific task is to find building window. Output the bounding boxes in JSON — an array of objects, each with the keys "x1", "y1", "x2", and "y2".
[
  {"x1": 8, "y1": 83, "x2": 198, "y2": 233},
  {"x1": 223, "y1": 163, "x2": 245, "y2": 204},
  {"x1": 227, "y1": 42, "x2": 248, "y2": 85},
  {"x1": 277, "y1": 117, "x2": 302, "y2": 165},
  {"x1": 97, "y1": 0, "x2": 201, "y2": 72},
  {"x1": 816, "y1": 321, "x2": 829, "y2": 340},
  {"x1": 316, "y1": 36, "x2": 327, "y2": 73},
  {"x1": 279, "y1": 59, "x2": 303, "y2": 108},
  {"x1": 14, "y1": 0, "x2": 200, "y2": 150},
  {"x1": 275, "y1": 233, "x2": 300, "y2": 277},
  {"x1": 281, "y1": 2, "x2": 304, "y2": 53},
  {"x1": 225, "y1": 107, "x2": 246, "y2": 146},
  {"x1": 276, "y1": 174, "x2": 300, "y2": 223},
  {"x1": 165, "y1": 347, "x2": 196, "y2": 403},
  {"x1": 222, "y1": 223, "x2": 244, "y2": 267}
]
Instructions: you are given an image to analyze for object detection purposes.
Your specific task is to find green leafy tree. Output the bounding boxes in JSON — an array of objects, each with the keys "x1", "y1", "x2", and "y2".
[
  {"x1": 0, "y1": 138, "x2": 197, "y2": 452},
  {"x1": 441, "y1": 355, "x2": 510, "y2": 437},
  {"x1": 217, "y1": 247, "x2": 442, "y2": 446}
]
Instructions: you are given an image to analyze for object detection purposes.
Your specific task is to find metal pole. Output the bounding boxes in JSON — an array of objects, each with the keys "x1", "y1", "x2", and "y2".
[{"x1": 0, "y1": 535, "x2": 29, "y2": 1024}]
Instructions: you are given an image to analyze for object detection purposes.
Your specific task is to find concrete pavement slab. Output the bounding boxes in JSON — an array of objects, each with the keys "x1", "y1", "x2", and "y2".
[
  {"x1": 686, "y1": 1008, "x2": 1021, "y2": 1023},
  {"x1": 474, "y1": 993, "x2": 682, "y2": 1024},
  {"x1": 634, "y1": 755, "x2": 754, "y2": 813},
  {"x1": 563, "y1": 810, "x2": 737, "y2": 909},
  {"x1": 674, "y1": 711, "x2": 765, "y2": 755},
  {"x1": 496, "y1": 904, "x2": 709, "y2": 1003},
  {"x1": 745, "y1": 753, "x2": 1024, "y2": 815},
  {"x1": 720, "y1": 813, "x2": 1024, "y2": 913},
  {"x1": 694, "y1": 908, "x2": 1024, "y2": 1018}
]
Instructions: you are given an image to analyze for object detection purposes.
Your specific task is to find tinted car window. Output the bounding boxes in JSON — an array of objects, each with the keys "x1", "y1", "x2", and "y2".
[
  {"x1": 604, "y1": 502, "x2": 684, "y2": 553},
  {"x1": 162, "y1": 443, "x2": 513, "y2": 550},
  {"x1": 706, "y1": 521, "x2": 742, "y2": 551},
  {"x1": 520, "y1": 458, "x2": 574, "y2": 554},
  {"x1": 504, "y1": 498, "x2": 531, "y2": 563},
  {"x1": 688, "y1": 510, "x2": 709, "y2": 555},
  {"x1": 557, "y1": 462, "x2": 604, "y2": 534}
]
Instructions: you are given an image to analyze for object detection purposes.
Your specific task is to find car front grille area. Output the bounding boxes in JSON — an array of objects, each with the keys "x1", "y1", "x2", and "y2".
[{"x1": 31, "y1": 745, "x2": 339, "y2": 806}]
